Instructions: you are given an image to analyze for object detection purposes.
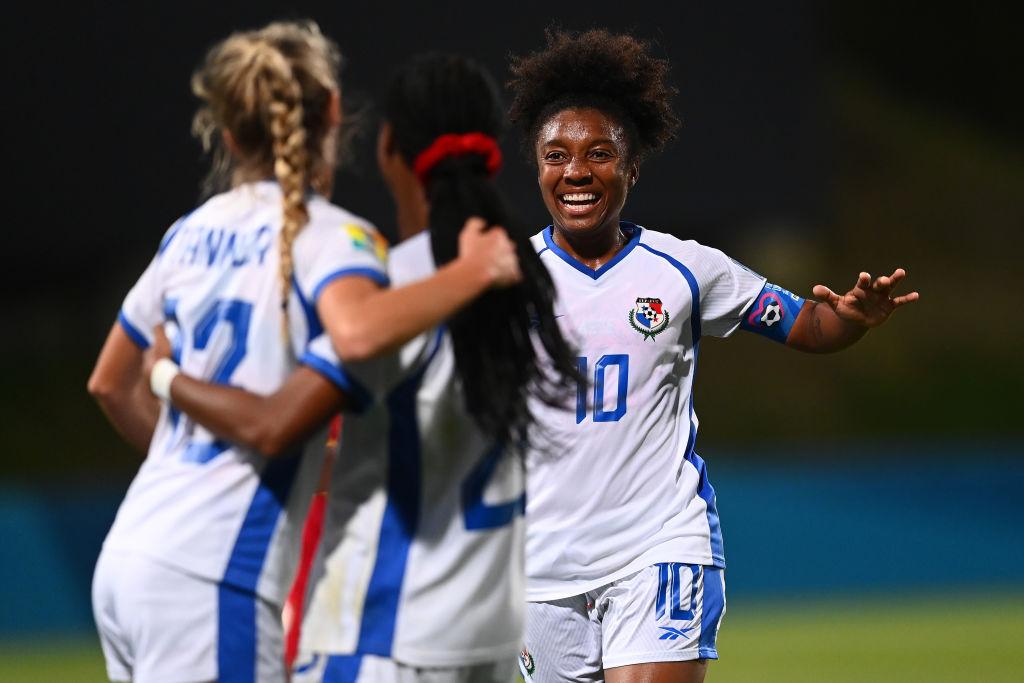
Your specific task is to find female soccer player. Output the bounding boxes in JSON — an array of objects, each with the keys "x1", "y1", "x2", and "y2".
[
  {"x1": 506, "y1": 29, "x2": 919, "y2": 683},
  {"x1": 139, "y1": 52, "x2": 580, "y2": 682},
  {"x1": 87, "y1": 24, "x2": 521, "y2": 683}
]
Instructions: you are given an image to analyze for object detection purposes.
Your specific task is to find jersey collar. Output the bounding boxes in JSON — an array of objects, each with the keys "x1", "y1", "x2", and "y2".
[{"x1": 541, "y1": 222, "x2": 643, "y2": 280}]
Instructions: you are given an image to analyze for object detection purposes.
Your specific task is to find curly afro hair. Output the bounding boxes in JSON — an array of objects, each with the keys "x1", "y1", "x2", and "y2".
[{"x1": 507, "y1": 28, "x2": 680, "y2": 162}]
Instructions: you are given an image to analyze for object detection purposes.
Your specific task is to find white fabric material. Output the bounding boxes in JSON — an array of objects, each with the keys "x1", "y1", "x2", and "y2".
[
  {"x1": 149, "y1": 357, "x2": 179, "y2": 402},
  {"x1": 300, "y1": 232, "x2": 525, "y2": 668},
  {"x1": 292, "y1": 653, "x2": 517, "y2": 683},
  {"x1": 103, "y1": 181, "x2": 387, "y2": 605},
  {"x1": 525, "y1": 225, "x2": 765, "y2": 601},
  {"x1": 522, "y1": 564, "x2": 726, "y2": 681}
]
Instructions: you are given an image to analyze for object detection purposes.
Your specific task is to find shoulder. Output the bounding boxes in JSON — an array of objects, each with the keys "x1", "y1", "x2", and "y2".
[
  {"x1": 389, "y1": 232, "x2": 435, "y2": 285},
  {"x1": 305, "y1": 197, "x2": 379, "y2": 239},
  {"x1": 635, "y1": 225, "x2": 708, "y2": 261},
  {"x1": 634, "y1": 225, "x2": 754, "y2": 288},
  {"x1": 530, "y1": 226, "x2": 551, "y2": 254},
  {"x1": 300, "y1": 198, "x2": 388, "y2": 260}
]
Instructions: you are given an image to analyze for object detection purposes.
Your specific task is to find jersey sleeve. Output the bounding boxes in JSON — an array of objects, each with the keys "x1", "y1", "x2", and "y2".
[
  {"x1": 118, "y1": 216, "x2": 193, "y2": 348},
  {"x1": 292, "y1": 218, "x2": 390, "y2": 308},
  {"x1": 692, "y1": 246, "x2": 768, "y2": 338},
  {"x1": 299, "y1": 329, "x2": 440, "y2": 415},
  {"x1": 118, "y1": 254, "x2": 164, "y2": 349},
  {"x1": 298, "y1": 334, "x2": 379, "y2": 414}
]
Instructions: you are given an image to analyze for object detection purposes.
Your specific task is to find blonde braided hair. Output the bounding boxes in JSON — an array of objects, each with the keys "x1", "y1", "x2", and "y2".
[{"x1": 190, "y1": 21, "x2": 342, "y2": 341}]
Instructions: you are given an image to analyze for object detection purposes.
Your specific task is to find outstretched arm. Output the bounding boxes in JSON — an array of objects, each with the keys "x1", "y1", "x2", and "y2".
[
  {"x1": 143, "y1": 328, "x2": 345, "y2": 458},
  {"x1": 87, "y1": 323, "x2": 160, "y2": 453},
  {"x1": 318, "y1": 217, "x2": 521, "y2": 363},
  {"x1": 786, "y1": 268, "x2": 920, "y2": 353}
]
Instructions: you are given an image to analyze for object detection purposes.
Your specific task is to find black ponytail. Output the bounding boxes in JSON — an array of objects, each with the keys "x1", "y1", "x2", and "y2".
[{"x1": 384, "y1": 52, "x2": 581, "y2": 446}]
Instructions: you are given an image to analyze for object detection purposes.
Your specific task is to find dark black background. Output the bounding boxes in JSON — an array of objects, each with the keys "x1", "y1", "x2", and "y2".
[{"x1": 3, "y1": 0, "x2": 1021, "y2": 482}]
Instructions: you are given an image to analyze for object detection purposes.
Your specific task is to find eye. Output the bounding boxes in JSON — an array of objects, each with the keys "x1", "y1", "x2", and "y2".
[
  {"x1": 589, "y1": 149, "x2": 614, "y2": 161},
  {"x1": 543, "y1": 150, "x2": 567, "y2": 162}
]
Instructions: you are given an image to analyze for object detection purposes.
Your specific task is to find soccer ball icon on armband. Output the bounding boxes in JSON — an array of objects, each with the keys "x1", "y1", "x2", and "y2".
[{"x1": 760, "y1": 301, "x2": 783, "y2": 327}]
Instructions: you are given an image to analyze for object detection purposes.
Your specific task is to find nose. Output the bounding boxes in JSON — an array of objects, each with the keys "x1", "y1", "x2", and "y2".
[{"x1": 563, "y1": 156, "x2": 592, "y2": 186}]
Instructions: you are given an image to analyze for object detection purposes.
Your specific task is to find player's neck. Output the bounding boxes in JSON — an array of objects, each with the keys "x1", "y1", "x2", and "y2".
[
  {"x1": 392, "y1": 182, "x2": 430, "y2": 243},
  {"x1": 552, "y1": 221, "x2": 627, "y2": 270}
]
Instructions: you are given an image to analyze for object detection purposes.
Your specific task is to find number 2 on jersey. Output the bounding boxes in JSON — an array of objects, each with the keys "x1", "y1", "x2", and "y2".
[
  {"x1": 165, "y1": 298, "x2": 253, "y2": 463},
  {"x1": 577, "y1": 354, "x2": 629, "y2": 423}
]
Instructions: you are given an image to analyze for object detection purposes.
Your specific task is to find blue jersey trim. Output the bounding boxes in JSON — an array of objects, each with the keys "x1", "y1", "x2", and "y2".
[
  {"x1": 461, "y1": 444, "x2": 526, "y2": 530},
  {"x1": 636, "y1": 243, "x2": 702, "y2": 342},
  {"x1": 291, "y1": 273, "x2": 323, "y2": 342},
  {"x1": 312, "y1": 267, "x2": 390, "y2": 304},
  {"x1": 298, "y1": 351, "x2": 373, "y2": 414},
  {"x1": 537, "y1": 246, "x2": 550, "y2": 257},
  {"x1": 634, "y1": 244, "x2": 724, "y2": 563},
  {"x1": 688, "y1": 447, "x2": 725, "y2": 567},
  {"x1": 117, "y1": 310, "x2": 150, "y2": 350},
  {"x1": 356, "y1": 329, "x2": 445, "y2": 656},
  {"x1": 541, "y1": 222, "x2": 643, "y2": 280},
  {"x1": 323, "y1": 655, "x2": 363, "y2": 682},
  {"x1": 221, "y1": 450, "x2": 302, "y2": 593},
  {"x1": 698, "y1": 567, "x2": 725, "y2": 659},
  {"x1": 217, "y1": 582, "x2": 257, "y2": 682}
]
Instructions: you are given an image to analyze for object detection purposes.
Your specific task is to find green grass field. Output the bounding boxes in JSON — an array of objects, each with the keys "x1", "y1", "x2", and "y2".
[{"x1": 2, "y1": 592, "x2": 1021, "y2": 682}]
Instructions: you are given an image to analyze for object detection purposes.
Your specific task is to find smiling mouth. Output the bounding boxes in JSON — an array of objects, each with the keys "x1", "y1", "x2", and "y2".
[{"x1": 558, "y1": 192, "x2": 601, "y2": 215}]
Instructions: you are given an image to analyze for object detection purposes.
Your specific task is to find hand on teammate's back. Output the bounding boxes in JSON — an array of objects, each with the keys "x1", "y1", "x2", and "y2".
[
  {"x1": 142, "y1": 326, "x2": 173, "y2": 384},
  {"x1": 457, "y1": 216, "x2": 523, "y2": 288}
]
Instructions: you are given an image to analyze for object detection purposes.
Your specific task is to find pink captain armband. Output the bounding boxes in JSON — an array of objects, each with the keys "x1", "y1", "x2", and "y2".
[{"x1": 738, "y1": 282, "x2": 806, "y2": 343}]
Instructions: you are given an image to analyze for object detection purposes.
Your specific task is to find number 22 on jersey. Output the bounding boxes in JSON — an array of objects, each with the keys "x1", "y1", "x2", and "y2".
[{"x1": 164, "y1": 298, "x2": 253, "y2": 463}]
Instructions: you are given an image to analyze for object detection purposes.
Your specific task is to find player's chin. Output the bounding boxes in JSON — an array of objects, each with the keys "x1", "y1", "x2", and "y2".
[{"x1": 554, "y1": 209, "x2": 610, "y2": 238}]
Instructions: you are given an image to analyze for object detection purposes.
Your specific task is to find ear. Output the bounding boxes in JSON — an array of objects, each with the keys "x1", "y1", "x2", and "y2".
[
  {"x1": 629, "y1": 161, "x2": 640, "y2": 188},
  {"x1": 221, "y1": 128, "x2": 242, "y2": 157},
  {"x1": 376, "y1": 121, "x2": 398, "y2": 163},
  {"x1": 326, "y1": 89, "x2": 342, "y2": 128}
]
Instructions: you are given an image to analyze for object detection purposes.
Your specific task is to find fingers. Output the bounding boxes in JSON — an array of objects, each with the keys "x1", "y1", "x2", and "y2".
[
  {"x1": 490, "y1": 226, "x2": 522, "y2": 286},
  {"x1": 460, "y1": 215, "x2": 487, "y2": 235},
  {"x1": 812, "y1": 284, "x2": 841, "y2": 307},
  {"x1": 892, "y1": 291, "x2": 920, "y2": 307},
  {"x1": 856, "y1": 272, "x2": 871, "y2": 290}
]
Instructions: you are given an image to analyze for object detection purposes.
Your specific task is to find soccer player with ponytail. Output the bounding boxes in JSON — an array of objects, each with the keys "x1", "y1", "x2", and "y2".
[
  {"x1": 87, "y1": 24, "x2": 521, "y2": 683},
  {"x1": 140, "y1": 52, "x2": 579, "y2": 682}
]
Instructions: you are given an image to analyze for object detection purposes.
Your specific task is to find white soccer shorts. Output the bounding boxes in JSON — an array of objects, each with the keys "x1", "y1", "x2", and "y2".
[
  {"x1": 292, "y1": 653, "x2": 517, "y2": 683},
  {"x1": 520, "y1": 563, "x2": 725, "y2": 682},
  {"x1": 92, "y1": 548, "x2": 286, "y2": 682}
]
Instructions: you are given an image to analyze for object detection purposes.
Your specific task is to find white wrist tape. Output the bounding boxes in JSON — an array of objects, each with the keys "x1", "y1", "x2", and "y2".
[{"x1": 150, "y1": 358, "x2": 180, "y2": 402}]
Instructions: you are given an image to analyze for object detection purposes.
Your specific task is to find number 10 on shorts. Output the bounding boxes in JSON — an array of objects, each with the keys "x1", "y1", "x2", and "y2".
[{"x1": 576, "y1": 354, "x2": 629, "y2": 424}]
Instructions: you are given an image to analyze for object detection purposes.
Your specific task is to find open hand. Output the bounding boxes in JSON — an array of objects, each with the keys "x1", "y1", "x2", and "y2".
[
  {"x1": 142, "y1": 325, "x2": 173, "y2": 385},
  {"x1": 457, "y1": 216, "x2": 522, "y2": 287},
  {"x1": 812, "y1": 268, "x2": 919, "y2": 328}
]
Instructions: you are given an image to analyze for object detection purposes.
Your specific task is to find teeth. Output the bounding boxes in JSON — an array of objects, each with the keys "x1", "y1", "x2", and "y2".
[{"x1": 561, "y1": 193, "x2": 597, "y2": 202}]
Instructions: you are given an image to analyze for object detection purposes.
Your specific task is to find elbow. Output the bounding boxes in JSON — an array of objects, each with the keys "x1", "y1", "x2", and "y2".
[
  {"x1": 329, "y1": 327, "x2": 381, "y2": 364},
  {"x1": 87, "y1": 371, "x2": 122, "y2": 408},
  {"x1": 240, "y1": 421, "x2": 291, "y2": 459}
]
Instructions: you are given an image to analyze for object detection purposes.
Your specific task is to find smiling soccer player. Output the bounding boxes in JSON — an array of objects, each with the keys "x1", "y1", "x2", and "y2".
[{"x1": 508, "y1": 28, "x2": 919, "y2": 683}]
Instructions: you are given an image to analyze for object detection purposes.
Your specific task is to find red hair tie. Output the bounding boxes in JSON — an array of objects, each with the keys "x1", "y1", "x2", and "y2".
[{"x1": 412, "y1": 132, "x2": 503, "y2": 184}]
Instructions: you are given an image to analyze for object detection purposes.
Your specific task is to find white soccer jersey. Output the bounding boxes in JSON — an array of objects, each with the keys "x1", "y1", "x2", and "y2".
[
  {"x1": 524, "y1": 222, "x2": 768, "y2": 601},
  {"x1": 299, "y1": 232, "x2": 526, "y2": 669},
  {"x1": 103, "y1": 180, "x2": 390, "y2": 606}
]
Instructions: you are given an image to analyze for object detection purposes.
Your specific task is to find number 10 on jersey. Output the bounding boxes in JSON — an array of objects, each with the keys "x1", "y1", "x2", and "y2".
[{"x1": 576, "y1": 354, "x2": 629, "y2": 424}]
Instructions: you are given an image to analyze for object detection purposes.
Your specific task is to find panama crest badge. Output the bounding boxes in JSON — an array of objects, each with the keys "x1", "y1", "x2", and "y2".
[
  {"x1": 629, "y1": 297, "x2": 670, "y2": 340},
  {"x1": 519, "y1": 648, "x2": 536, "y2": 678}
]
